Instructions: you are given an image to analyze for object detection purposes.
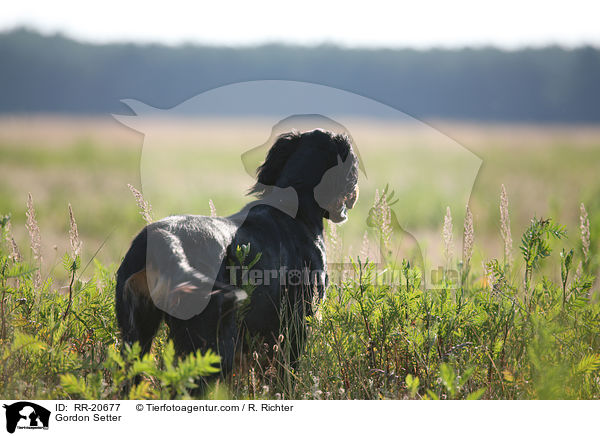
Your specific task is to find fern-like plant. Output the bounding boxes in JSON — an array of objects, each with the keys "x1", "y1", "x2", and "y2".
[{"x1": 520, "y1": 217, "x2": 566, "y2": 304}]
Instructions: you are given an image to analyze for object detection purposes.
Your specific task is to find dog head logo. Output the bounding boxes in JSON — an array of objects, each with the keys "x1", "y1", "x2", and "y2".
[
  {"x1": 115, "y1": 80, "x2": 481, "y2": 319},
  {"x1": 3, "y1": 402, "x2": 50, "y2": 434}
]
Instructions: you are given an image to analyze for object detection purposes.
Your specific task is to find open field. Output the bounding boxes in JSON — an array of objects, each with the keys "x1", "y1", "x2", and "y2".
[
  {"x1": 1, "y1": 116, "x2": 600, "y2": 281},
  {"x1": 1, "y1": 116, "x2": 600, "y2": 399}
]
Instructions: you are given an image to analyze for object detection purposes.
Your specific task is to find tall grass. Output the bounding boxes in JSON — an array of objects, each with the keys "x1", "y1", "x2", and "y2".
[{"x1": 0, "y1": 186, "x2": 599, "y2": 399}]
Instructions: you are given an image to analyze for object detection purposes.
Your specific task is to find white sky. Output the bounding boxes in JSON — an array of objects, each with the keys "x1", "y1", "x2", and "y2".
[{"x1": 1, "y1": 0, "x2": 599, "y2": 48}]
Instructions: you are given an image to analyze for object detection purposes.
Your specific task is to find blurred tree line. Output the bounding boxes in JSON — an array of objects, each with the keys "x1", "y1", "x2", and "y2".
[{"x1": 1, "y1": 28, "x2": 599, "y2": 121}]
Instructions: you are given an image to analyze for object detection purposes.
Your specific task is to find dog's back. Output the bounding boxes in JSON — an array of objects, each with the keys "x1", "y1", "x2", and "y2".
[{"x1": 115, "y1": 205, "x2": 326, "y2": 370}]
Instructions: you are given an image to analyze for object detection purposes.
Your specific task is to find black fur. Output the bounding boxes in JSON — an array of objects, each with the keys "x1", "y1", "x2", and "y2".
[{"x1": 115, "y1": 129, "x2": 359, "y2": 376}]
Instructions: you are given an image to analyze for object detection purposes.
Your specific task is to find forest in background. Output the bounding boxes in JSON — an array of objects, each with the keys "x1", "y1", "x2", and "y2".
[{"x1": 1, "y1": 28, "x2": 599, "y2": 121}]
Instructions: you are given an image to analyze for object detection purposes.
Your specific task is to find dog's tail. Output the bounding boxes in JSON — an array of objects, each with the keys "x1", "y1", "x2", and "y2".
[
  {"x1": 115, "y1": 226, "x2": 246, "y2": 354},
  {"x1": 115, "y1": 227, "x2": 160, "y2": 355}
]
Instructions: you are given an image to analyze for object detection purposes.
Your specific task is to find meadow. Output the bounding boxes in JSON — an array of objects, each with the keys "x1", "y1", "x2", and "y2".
[{"x1": 1, "y1": 116, "x2": 600, "y2": 399}]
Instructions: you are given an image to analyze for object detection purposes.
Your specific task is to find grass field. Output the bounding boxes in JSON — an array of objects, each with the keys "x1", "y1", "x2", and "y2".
[{"x1": 1, "y1": 116, "x2": 600, "y2": 399}]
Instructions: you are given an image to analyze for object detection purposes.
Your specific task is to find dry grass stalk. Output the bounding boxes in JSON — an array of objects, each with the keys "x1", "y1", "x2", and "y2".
[
  {"x1": 9, "y1": 236, "x2": 21, "y2": 264},
  {"x1": 500, "y1": 184, "x2": 513, "y2": 266},
  {"x1": 574, "y1": 261, "x2": 583, "y2": 283},
  {"x1": 209, "y1": 199, "x2": 217, "y2": 218},
  {"x1": 325, "y1": 221, "x2": 341, "y2": 260},
  {"x1": 463, "y1": 205, "x2": 474, "y2": 267},
  {"x1": 483, "y1": 261, "x2": 495, "y2": 293},
  {"x1": 373, "y1": 189, "x2": 392, "y2": 255},
  {"x1": 359, "y1": 230, "x2": 370, "y2": 262},
  {"x1": 442, "y1": 206, "x2": 453, "y2": 266},
  {"x1": 68, "y1": 203, "x2": 82, "y2": 257},
  {"x1": 127, "y1": 184, "x2": 153, "y2": 224},
  {"x1": 25, "y1": 193, "x2": 42, "y2": 289},
  {"x1": 580, "y1": 202, "x2": 590, "y2": 263},
  {"x1": 325, "y1": 221, "x2": 344, "y2": 282},
  {"x1": 4, "y1": 219, "x2": 22, "y2": 263},
  {"x1": 311, "y1": 287, "x2": 322, "y2": 322},
  {"x1": 379, "y1": 194, "x2": 392, "y2": 254}
]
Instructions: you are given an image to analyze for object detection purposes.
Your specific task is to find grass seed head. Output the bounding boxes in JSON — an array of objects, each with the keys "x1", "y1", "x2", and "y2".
[
  {"x1": 371, "y1": 188, "x2": 392, "y2": 256},
  {"x1": 580, "y1": 202, "x2": 590, "y2": 263},
  {"x1": 127, "y1": 184, "x2": 153, "y2": 224},
  {"x1": 443, "y1": 206, "x2": 454, "y2": 265},
  {"x1": 463, "y1": 205, "x2": 474, "y2": 267},
  {"x1": 25, "y1": 193, "x2": 42, "y2": 289},
  {"x1": 500, "y1": 184, "x2": 513, "y2": 266},
  {"x1": 68, "y1": 203, "x2": 82, "y2": 257},
  {"x1": 4, "y1": 218, "x2": 22, "y2": 263},
  {"x1": 209, "y1": 199, "x2": 217, "y2": 218},
  {"x1": 359, "y1": 230, "x2": 370, "y2": 262}
]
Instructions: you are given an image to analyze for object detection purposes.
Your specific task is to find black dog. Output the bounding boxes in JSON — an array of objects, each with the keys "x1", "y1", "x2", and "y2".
[{"x1": 115, "y1": 129, "x2": 359, "y2": 375}]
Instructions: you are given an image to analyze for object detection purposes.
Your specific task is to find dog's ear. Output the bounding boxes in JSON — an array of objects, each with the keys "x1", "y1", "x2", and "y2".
[{"x1": 249, "y1": 132, "x2": 301, "y2": 197}]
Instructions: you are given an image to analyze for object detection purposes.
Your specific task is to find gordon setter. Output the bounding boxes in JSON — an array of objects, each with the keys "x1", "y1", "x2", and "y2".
[{"x1": 115, "y1": 128, "x2": 359, "y2": 374}]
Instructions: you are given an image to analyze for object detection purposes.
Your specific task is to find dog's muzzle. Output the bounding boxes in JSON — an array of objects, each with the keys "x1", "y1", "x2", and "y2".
[{"x1": 327, "y1": 187, "x2": 359, "y2": 223}]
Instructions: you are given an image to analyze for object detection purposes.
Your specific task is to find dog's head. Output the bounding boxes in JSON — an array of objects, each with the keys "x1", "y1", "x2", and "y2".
[{"x1": 250, "y1": 129, "x2": 359, "y2": 223}]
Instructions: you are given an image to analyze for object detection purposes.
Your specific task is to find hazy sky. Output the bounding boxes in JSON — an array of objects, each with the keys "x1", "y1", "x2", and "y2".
[{"x1": 2, "y1": 0, "x2": 599, "y2": 48}]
